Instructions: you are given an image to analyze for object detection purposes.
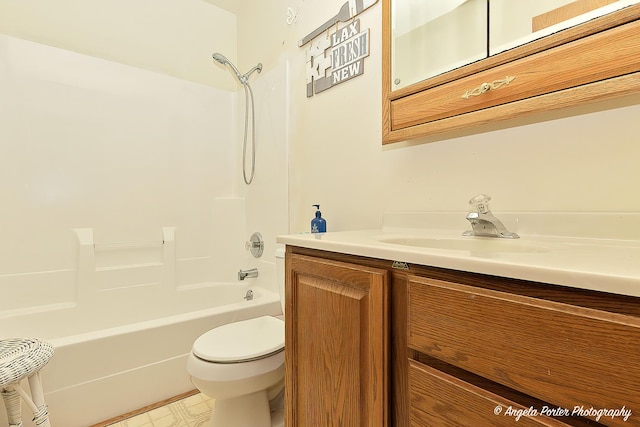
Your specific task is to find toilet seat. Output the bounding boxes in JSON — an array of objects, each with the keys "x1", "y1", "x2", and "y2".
[{"x1": 193, "y1": 316, "x2": 284, "y2": 363}]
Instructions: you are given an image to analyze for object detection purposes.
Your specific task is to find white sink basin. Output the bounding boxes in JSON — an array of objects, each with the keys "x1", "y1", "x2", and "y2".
[{"x1": 378, "y1": 236, "x2": 550, "y2": 253}]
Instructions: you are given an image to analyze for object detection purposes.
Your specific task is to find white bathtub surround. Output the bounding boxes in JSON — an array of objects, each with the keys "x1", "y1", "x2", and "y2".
[
  {"x1": 1, "y1": 32, "x2": 239, "y2": 325},
  {"x1": 0, "y1": 32, "x2": 290, "y2": 427}
]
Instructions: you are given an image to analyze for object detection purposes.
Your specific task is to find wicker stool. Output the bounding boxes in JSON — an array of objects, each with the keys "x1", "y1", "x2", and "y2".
[{"x1": 0, "y1": 338, "x2": 54, "y2": 427}]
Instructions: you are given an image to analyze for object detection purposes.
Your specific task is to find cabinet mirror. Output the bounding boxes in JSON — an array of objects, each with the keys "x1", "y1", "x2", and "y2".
[{"x1": 383, "y1": 0, "x2": 640, "y2": 144}]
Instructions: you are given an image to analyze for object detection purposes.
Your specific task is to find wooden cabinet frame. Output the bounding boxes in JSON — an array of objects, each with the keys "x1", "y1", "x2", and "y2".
[{"x1": 382, "y1": 1, "x2": 640, "y2": 144}]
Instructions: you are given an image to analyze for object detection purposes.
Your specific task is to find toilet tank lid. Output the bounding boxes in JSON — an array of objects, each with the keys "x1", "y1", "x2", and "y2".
[{"x1": 193, "y1": 316, "x2": 284, "y2": 363}]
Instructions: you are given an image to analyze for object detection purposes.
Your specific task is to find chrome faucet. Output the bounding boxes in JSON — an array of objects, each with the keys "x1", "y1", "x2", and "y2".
[
  {"x1": 238, "y1": 268, "x2": 259, "y2": 281},
  {"x1": 462, "y1": 194, "x2": 519, "y2": 239}
]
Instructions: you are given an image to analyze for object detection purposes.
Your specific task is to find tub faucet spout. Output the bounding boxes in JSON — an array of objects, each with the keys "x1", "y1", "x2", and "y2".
[
  {"x1": 462, "y1": 194, "x2": 519, "y2": 239},
  {"x1": 238, "y1": 268, "x2": 259, "y2": 281}
]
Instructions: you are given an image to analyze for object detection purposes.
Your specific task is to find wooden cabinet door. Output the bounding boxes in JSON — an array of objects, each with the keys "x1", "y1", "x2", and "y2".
[{"x1": 285, "y1": 252, "x2": 389, "y2": 427}]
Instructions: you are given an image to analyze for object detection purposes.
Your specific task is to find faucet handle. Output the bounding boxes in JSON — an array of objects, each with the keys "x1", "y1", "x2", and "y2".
[{"x1": 469, "y1": 194, "x2": 492, "y2": 214}]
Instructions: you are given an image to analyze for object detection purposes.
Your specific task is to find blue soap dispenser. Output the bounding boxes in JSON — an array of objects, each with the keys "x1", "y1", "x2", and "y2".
[{"x1": 311, "y1": 204, "x2": 327, "y2": 233}]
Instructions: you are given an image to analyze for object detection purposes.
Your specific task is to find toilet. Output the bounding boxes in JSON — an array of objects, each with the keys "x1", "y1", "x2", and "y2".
[{"x1": 187, "y1": 248, "x2": 286, "y2": 427}]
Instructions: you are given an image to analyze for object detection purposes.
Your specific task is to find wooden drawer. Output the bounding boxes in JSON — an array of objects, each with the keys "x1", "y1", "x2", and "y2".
[
  {"x1": 408, "y1": 276, "x2": 640, "y2": 427},
  {"x1": 390, "y1": 18, "x2": 640, "y2": 131},
  {"x1": 409, "y1": 359, "x2": 579, "y2": 427}
]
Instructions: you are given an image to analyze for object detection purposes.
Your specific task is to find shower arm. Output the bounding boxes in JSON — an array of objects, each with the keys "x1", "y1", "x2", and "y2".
[
  {"x1": 242, "y1": 64, "x2": 263, "y2": 82},
  {"x1": 211, "y1": 53, "x2": 262, "y2": 85}
]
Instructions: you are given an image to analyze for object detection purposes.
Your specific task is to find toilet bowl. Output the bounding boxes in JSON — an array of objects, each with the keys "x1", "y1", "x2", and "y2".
[{"x1": 187, "y1": 248, "x2": 286, "y2": 427}]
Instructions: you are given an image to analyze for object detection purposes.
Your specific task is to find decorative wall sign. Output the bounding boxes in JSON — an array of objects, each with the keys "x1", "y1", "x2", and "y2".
[{"x1": 300, "y1": 0, "x2": 378, "y2": 97}]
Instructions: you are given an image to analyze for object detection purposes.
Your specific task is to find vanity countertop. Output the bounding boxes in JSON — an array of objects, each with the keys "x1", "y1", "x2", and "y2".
[{"x1": 277, "y1": 212, "x2": 640, "y2": 298}]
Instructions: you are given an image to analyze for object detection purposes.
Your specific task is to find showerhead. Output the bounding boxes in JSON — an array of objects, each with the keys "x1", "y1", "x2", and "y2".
[
  {"x1": 211, "y1": 52, "x2": 262, "y2": 85},
  {"x1": 211, "y1": 52, "x2": 229, "y2": 65},
  {"x1": 212, "y1": 52, "x2": 244, "y2": 82}
]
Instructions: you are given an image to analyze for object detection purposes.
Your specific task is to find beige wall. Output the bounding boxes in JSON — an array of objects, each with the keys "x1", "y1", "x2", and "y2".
[
  {"x1": 238, "y1": 0, "x2": 640, "y2": 233},
  {"x1": 0, "y1": 0, "x2": 238, "y2": 90},
  {"x1": 2, "y1": 0, "x2": 639, "y2": 237}
]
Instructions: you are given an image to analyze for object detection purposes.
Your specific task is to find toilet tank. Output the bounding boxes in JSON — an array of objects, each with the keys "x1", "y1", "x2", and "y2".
[{"x1": 275, "y1": 247, "x2": 285, "y2": 315}]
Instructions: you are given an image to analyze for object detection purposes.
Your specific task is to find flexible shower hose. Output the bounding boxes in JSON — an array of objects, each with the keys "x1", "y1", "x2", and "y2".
[{"x1": 242, "y1": 82, "x2": 256, "y2": 185}]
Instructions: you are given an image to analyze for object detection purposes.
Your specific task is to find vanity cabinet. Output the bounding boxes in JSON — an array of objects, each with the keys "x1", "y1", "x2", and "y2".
[
  {"x1": 382, "y1": 1, "x2": 640, "y2": 143},
  {"x1": 284, "y1": 246, "x2": 640, "y2": 426}
]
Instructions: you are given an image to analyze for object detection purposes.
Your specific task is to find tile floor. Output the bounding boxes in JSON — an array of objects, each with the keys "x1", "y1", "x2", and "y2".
[
  {"x1": 106, "y1": 393, "x2": 285, "y2": 427},
  {"x1": 106, "y1": 393, "x2": 213, "y2": 427}
]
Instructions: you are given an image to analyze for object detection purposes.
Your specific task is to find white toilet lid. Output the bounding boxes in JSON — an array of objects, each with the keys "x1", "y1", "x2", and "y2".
[{"x1": 193, "y1": 316, "x2": 284, "y2": 363}]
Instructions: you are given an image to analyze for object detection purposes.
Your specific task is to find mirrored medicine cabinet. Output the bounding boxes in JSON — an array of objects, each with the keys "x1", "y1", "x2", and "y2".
[{"x1": 382, "y1": 0, "x2": 640, "y2": 144}]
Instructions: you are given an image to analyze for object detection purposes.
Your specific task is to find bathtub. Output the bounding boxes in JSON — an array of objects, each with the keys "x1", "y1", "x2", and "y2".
[{"x1": 0, "y1": 283, "x2": 282, "y2": 427}]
